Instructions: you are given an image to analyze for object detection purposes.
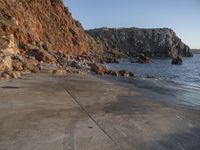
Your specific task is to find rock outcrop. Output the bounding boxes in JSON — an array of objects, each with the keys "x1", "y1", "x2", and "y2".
[
  {"x1": 136, "y1": 53, "x2": 151, "y2": 64},
  {"x1": 172, "y1": 56, "x2": 183, "y2": 65},
  {"x1": 0, "y1": 0, "x2": 101, "y2": 55},
  {"x1": 0, "y1": 0, "x2": 102, "y2": 79},
  {"x1": 87, "y1": 27, "x2": 193, "y2": 59}
]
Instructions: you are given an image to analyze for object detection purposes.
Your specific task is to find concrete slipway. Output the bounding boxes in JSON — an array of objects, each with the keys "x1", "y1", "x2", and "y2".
[{"x1": 0, "y1": 74, "x2": 199, "y2": 150}]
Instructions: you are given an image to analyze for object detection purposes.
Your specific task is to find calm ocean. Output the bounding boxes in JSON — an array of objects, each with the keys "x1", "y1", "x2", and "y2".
[{"x1": 106, "y1": 54, "x2": 200, "y2": 107}]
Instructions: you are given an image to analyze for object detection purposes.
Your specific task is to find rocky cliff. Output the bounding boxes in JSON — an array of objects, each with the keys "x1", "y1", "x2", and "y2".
[
  {"x1": 0, "y1": 0, "x2": 194, "y2": 80},
  {"x1": 0, "y1": 0, "x2": 103, "y2": 79},
  {"x1": 87, "y1": 27, "x2": 193, "y2": 58},
  {"x1": 0, "y1": 0, "x2": 101, "y2": 54}
]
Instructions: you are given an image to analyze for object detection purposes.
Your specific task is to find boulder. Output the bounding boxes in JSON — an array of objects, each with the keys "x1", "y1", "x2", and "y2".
[
  {"x1": 172, "y1": 56, "x2": 183, "y2": 65},
  {"x1": 10, "y1": 71, "x2": 21, "y2": 79},
  {"x1": 119, "y1": 70, "x2": 130, "y2": 77},
  {"x1": 129, "y1": 72, "x2": 135, "y2": 77},
  {"x1": 12, "y1": 60, "x2": 23, "y2": 71},
  {"x1": 137, "y1": 54, "x2": 151, "y2": 64},
  {"x1": 90, "y1": 63, "x2": 109, "y2": 75},
  {"x1": 39, "y1": 63, "x2": 59, "y2": 74},
  {"x1": 108, "y1": 70, "x2": 119, "y2": 77},
  {"x1": 24, "y1": 59, "x2": 40, "y2": 73},
  {"x1": 52, "y1": 69, "x2": 66, "y2": 75},
  {"x1": 1, "y1": 73, "x2": 10, "y2": 81},
  {"x1": 0, "y1": 56, "x2": 12, "y2": 72},
  {"x1": 0, "y1": 34, "x2": 20, "y2": 73}
]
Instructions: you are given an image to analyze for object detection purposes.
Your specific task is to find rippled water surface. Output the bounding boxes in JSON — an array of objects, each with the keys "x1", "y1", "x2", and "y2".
[{"x1": 106, "y1": 54, "x2": 200, "y2": 106}]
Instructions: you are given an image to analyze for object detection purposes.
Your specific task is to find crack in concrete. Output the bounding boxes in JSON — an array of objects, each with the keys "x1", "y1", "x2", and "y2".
[{"x1": 64, "y1": 88, "x2": 118, "y2": 148}]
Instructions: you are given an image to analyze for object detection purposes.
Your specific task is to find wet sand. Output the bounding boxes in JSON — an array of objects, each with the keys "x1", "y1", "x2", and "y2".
[{"x1": 0, "y1": 74, "x2": 200, "y2": 150}]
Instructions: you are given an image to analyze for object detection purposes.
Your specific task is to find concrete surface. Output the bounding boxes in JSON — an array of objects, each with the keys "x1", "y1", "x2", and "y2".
[{"x1": 0, "y1": 74, "x2": 200, "y2": 150}]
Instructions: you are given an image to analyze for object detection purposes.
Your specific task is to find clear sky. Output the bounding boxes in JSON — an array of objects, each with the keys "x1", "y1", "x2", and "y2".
[{"x1": 64, "y1": 0, "x2": 200, "y2": 49}]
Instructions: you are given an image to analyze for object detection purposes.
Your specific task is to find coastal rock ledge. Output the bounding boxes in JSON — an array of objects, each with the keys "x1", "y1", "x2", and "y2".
[{"x1": 87, "y1": 27, "x2": 193, "y2": 58}]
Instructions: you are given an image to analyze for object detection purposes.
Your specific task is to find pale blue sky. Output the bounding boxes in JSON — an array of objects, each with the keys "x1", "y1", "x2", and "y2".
[{"x1": 64, "y1": 0, "x2": 200, "y2": 48}]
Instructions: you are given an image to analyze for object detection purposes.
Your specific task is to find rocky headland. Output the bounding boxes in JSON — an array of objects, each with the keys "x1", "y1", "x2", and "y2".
[
  {"x1": 87, "y1": 27, "x2": 193, "y2": 59},
  {"x1": 0, "y1": 0, "x2": 193, "y2": 81}
]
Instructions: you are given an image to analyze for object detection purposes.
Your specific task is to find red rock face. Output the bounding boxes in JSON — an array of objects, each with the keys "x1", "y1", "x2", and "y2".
[{"x1": 0, "y1": 0, "x2": 98, "y2": 54}]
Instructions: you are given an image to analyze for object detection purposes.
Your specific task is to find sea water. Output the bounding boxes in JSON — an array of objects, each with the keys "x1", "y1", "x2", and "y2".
[{"x1": 106, "y1": 54, "x2": 200, "y2": 107}]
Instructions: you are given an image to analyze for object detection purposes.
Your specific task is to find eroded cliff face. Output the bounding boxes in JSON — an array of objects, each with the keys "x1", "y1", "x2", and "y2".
[
  {"x1": 0, "y1": 0, "x2": 103, "y2": 78},
  {"x1": 0, "y1": 0, "x2": 100, "y2": 54},
  {"x1": 87, "y1": 27, "x2": 193, "y2": 58}
]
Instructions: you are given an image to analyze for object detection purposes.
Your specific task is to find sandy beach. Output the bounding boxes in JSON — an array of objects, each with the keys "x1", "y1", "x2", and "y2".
[{"x1": 0, "y1": 74, "x2": 199, "y2": 150}]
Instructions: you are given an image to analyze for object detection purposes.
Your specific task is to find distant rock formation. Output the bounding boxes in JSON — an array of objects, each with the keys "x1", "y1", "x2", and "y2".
[{"x1": 87, "y1": 27, "x2": 193, "y2": 58}]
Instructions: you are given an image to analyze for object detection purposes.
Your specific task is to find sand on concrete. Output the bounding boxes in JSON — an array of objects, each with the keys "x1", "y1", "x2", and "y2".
[{"x1": 0, "y1": 74, "x2": 200, "y2": 150}]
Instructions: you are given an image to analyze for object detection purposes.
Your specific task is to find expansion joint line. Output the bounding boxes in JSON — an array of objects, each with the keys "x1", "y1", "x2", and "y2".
[{"x1": 64, "y1": 88, "x2": 118, "y2": 146}]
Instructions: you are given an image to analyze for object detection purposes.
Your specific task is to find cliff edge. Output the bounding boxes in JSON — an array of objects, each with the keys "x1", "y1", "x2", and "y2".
[{"x1": 87, "y1": 27, "x2": 193, "y2": 58}]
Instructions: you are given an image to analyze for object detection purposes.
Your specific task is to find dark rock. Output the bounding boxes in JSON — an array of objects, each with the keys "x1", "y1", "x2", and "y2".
[
  {"x1": 106, "y1": 58, "x2": 119, "y2": 64},
  {"x1": 90, "y1": 63, "x2": 108, "y2": 75},
  {"x1": 137, "y1": 53, "x2": 151, "y2": 64},
  {"x1": 108, "y1": 70, "x2": 119, "y2": 77},
  {"x1": 52, "y1": 69, "x2": 66, "y2": 75},
  {"x1": 70, "y1": 60, "x2": 82, "y2": 69},
  {"x1": 119, "y1": 70, "x2": 130, "y2": 77},
  {"x1": 129, "y1": 72, "x2": 135, "y2": 77},
  {"x1": 172, "y1": 56, "x2": 183, "y2": 65},
  {"x1": 146, "y1": 75, "x2": 156, "y2": 78},
  {"x1": 24, "y1": 59, "x2": 40, "y2": 73}
]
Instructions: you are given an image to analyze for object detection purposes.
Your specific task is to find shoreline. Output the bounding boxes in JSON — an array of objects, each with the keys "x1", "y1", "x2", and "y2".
[{"x1": 101, "y1": 75, "x2": 200, "y2": 109}]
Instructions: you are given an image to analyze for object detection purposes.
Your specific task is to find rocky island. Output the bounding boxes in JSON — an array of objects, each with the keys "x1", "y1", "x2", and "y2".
[{"x1": 0, "y1": 0, "x2": 200, "y2": 150}]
